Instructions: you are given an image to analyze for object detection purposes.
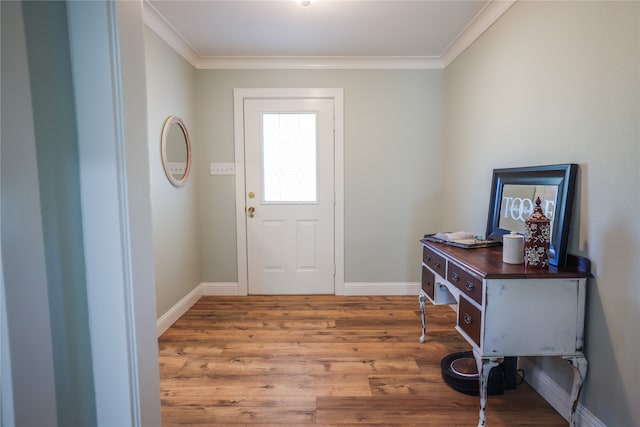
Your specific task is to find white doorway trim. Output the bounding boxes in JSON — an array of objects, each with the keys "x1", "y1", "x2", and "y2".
[
  {"x1": 68, "y1": 2, "x2": 160, "y2": 425},
  {"x1": 233, "y1": 88, "x2": 344, "y2": 295}
]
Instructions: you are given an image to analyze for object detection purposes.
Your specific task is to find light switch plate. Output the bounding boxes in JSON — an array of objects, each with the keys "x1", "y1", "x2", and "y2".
[{"x1": 210, "y1": 163, "x2": 235, "y2": 175}]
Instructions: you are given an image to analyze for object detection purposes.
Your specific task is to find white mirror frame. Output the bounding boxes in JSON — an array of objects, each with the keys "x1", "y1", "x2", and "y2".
[{"x1": 160, "y1": 115, "x2": 192, "y2": 187}]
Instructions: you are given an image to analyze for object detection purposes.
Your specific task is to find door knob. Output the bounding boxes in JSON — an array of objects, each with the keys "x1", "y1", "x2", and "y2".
[{"x1": 248, "y1": 206, "x2": 255, "y2": 218}]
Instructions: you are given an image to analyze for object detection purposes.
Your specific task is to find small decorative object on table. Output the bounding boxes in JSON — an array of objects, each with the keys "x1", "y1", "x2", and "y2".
[
  {"x1": 502, "y1": 231, "x2": 524, "y2": 264},
  {"x1": 524, "y1": 197, "x2": 551, "y2": 269},
  {"x1": 424, "y1": 231, "x2": 500, "y2": 249}
]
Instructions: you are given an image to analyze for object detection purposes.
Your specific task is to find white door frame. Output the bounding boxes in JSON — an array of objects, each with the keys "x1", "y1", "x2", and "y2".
[
  {"x1": 233, "y1": 88, "x2": 344, "y2": 295},
  {"x1": 68, "y1": 1, "x2": 161, "y2": 425}
]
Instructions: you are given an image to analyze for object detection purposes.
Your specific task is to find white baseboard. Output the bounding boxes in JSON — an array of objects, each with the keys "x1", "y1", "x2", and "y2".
[
  {"x1": 341, "y1": 282, "x2": 420, "y2": 296},
  {"x1": 199, "y1": 282, "x2": 418, "y2": 296},
  {"x1": 201, "y1": 282, "x2": 240, "y2": 295},
  {"x1": 519, "y1": 357, "x2": 605, "y2": 427},
  {"x1": 156, "y1": 282, "x2": 241, "y2": 336},
  {"x1": 156, "y1": 285, "x2": 203, "y2": 337}
]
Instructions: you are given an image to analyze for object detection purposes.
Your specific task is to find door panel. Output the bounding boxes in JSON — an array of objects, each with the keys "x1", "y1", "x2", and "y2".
[
  {"x1": 244, "y1": 98, "x2": 334, "y2": 294},
  {"x1": 296, "y1": 220, "x2": 318, "y2": 270}
]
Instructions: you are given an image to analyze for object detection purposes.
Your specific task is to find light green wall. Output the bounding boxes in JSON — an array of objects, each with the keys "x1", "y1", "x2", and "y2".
[
  {"x1": 144, "y1": 28, "x2": 201, "y2": 316},
  {"x1": 196, "y1": 69, "x2": 444, "y2": 283},
  {"x1": 444, "y1": 1, "x2": 639, "y2": 425}
]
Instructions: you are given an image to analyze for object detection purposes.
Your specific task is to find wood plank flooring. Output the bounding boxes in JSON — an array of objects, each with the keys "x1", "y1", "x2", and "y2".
[{"x1": 158, "y1": 295, "x2": 566, "y2": 426}]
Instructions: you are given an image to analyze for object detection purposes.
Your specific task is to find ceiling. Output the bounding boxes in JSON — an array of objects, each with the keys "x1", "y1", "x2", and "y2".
[{"x1": 143, "y1": 0, "x2": 514, "y2": 69}]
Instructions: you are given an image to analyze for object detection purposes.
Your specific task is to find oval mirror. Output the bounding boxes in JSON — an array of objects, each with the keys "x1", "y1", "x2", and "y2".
[{"x1": 161, "y1": 115, "x2": 192, "y2": 187}]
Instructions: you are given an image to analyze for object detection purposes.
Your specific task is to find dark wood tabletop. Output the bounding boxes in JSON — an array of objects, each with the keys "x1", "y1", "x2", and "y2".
[{"x1": 421, "y1": 239, "x2": 592, "y2": 280}]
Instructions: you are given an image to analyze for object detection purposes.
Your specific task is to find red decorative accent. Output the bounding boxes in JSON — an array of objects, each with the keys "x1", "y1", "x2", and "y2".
[{"x1": 524, "y1": 197, "x2": 551, "y2": 269}]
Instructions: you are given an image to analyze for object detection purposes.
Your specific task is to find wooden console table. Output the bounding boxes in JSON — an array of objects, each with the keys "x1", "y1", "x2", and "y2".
[{"x1": 418, "y1": 239, "x2": 591, "y2": 427}]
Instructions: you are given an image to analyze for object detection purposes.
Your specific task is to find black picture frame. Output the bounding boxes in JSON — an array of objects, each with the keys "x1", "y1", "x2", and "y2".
[{"x1": 485, "y1": 164, "x2": 578, "y2": 267}]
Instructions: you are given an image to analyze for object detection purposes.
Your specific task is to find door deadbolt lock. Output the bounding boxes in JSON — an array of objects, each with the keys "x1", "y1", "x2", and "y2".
[
  {"x1": 248, "y1": 192, "x2": 255, "y2": 199},
  {"x1": 248, "y1": 206, "x2": 255, "y2": 218}
]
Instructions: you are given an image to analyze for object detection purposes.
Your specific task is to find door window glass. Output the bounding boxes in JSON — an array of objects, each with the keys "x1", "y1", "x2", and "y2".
[{"x1": 262, "y1": 113, "x2": 317, "y2": 202}]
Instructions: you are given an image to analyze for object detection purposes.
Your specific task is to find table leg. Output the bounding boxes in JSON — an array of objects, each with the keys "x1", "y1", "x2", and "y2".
[
  {"x1": 563, "y1": 355, "x2": 587, "y2": 426},
  {"x1": 418, "y1": 291, "x2": 428, "y2": 343},
  {"x1": 473, "y1": 351, "x2": 501, "y2": 427}
]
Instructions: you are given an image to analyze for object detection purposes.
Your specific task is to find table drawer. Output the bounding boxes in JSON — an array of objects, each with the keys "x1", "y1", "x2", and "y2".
[
  {"x1": 422, "y1": 246, "x2": 446, "y2": 277},
  {"x1": 458, "y1": 297, "x2": 481, "y2": 347},
  {"x1": 448, "y1": 261, "x2": 483, "y2": 305},
  {"x1": 421, "y1": 265, "x2": 435, "y2": 299}
]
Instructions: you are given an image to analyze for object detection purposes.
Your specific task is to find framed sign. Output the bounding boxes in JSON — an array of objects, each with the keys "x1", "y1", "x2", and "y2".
[{"x1": 485, "y1": 164, "x2": 578, "y2": 267}]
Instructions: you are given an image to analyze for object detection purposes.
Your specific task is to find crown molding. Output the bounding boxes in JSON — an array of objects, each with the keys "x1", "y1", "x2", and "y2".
[
  {"x1": 143, "y1": 0, "x2": 514, "y2": 70},
  {"x1": 143, "y1": 0, "x2": 200, "y2": 67},
  {"x1": 196, "y1": 55, "x2": 444, "y2": 70},
  {"x1": 440, "y1": 0, "x2": 516, "y2": 67}
]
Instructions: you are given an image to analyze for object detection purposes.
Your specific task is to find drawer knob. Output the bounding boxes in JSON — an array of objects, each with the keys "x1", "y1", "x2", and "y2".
[
  {"x1": 426, "y1": 255, "x2": 432, "y2": 262},
  {"x1": 451, "y1": 272, "x2": 460, "y2": 281},
  {"x1": 463, "y1": 313, "x2": 473, "y2": 325},
  {"x1": 465, "y1": 281, "x2": 475, "y2": 292},
  {"x1": 434, "y1": 261, "x2": 441, "y2": 269}
]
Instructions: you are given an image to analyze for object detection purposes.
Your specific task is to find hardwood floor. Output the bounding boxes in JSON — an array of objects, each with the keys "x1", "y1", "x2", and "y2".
[{"x1": 158, "y1": 295, "x2": 566, "y2": 426}]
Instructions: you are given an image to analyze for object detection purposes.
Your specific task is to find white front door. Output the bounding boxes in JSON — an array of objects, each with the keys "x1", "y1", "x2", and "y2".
[{"x1": 243, "y1": 98, "x2": 335, "y2": 294}]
